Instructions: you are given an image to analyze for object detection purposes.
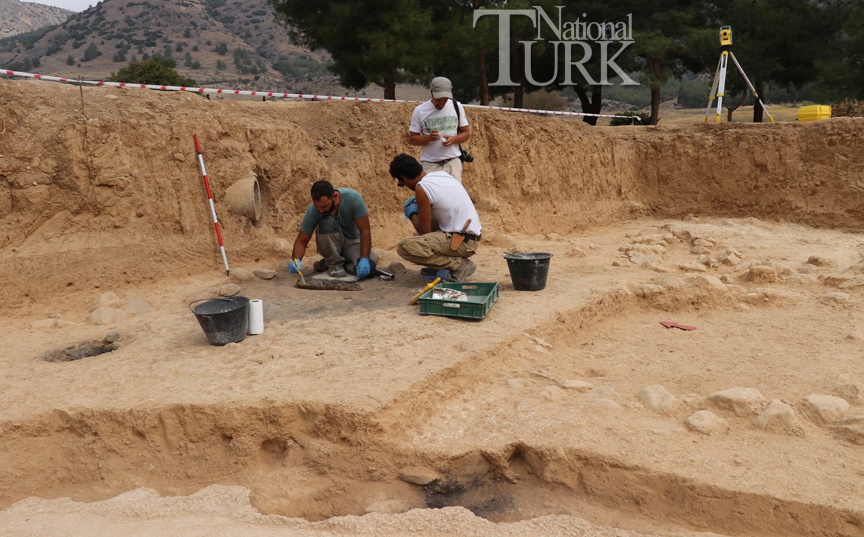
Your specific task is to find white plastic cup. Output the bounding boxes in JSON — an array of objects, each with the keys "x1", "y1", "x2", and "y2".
[{"x1": 248, "y1": 299, "x2": 264, "y2": 335}]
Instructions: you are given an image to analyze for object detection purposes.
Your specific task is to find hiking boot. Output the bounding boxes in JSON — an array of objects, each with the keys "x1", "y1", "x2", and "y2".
[
  {"x1": 447, "y1": 259, "x2": 476, "y2": 282},
  {"x1": 313, "y1": 258, "x2": 328, "y2": 273},
  {"x1": 328, "y1": 264, "x2": 348, "y2": 278}
]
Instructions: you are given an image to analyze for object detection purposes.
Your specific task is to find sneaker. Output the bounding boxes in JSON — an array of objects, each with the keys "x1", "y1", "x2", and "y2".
[
  {"x1": 328, "y1": 264, "x2": 348, "y2": 278},
  {"x1": 435, "y1": 269, "x2": 452, "y2": 280},
  {"x1": 448, "y1": 259, "x2": 476, "y2": 282},
  {"x1": 421, "y1": 267, "x2": 452, "y2": 280},
  {"x1": 313, "y1": 258, "x2": 328, "y2": 273}
]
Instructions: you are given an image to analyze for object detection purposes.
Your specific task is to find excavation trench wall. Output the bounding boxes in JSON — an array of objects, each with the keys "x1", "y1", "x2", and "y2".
[
  {"x1": 2, "y1": 79, "x2": 864, "y2": 305},
  {"x1": 1, "y1": 401, "x2": 862, "y2": 536}
]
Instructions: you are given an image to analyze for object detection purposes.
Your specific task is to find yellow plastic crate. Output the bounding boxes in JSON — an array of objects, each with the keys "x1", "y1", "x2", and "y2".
[{"x1": 797, "y1": 105, "x2": 832, "y2": 122}]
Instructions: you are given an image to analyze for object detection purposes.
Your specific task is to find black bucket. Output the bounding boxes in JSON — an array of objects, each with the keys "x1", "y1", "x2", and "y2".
[
  {"x1": 190, "y1": 296, "x2": 250, "y2": 346},
  {"x1": 504, "y1": 253, "x2": 553, "y2": 291}
]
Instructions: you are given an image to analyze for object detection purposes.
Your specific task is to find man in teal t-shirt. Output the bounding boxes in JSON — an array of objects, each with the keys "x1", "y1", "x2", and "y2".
[{"x1": 288, "y1": 180, "x2": 376, "y2": 279}]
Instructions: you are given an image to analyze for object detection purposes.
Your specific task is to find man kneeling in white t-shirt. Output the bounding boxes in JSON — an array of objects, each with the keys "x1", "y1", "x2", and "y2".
[{"x1": 389, "y1": 153, "x2": 481, "y2": 282}]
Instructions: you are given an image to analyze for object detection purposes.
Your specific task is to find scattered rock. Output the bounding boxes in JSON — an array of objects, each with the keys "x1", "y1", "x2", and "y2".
[
  {"x1": 565, "y1": 246, "x2": 587, "y2": 258},
  {"x1": 89, "y1": 306, "x2": 127, "y2": 325},
  {"x1": 753, "y1": 400, "x2": 799, "y2": 433},
  {"x1": 218, "y1": 284, "x2": 241, "y2": 297},
  {"x1": 690, "y1": 245, "x2": 710, "y2": 254},
  {"x1": 562, "y1": 380, "x2": 594, "y2": 392},
  {"x1": 448, "y1": 452, "x2": 491, "y2": 482},
  {"x1": 630, "y1": 254, "x2": 662, "y2": 266},
  {"x1": 398, "y1": 466, "x2": 439, "y2": 485},
  {"x1": 103, "y1": 331, "x2": 120, "y2": 344},
  {"x1": 720, "y1": 252, "x2": 741, "y2": 266},
  {"x1": 685, "y1": 410, "x2": 729, "y2": 435},
  {"x1": 591, "y1": 398, "x2": 622, "y2": 411},
  {"x1": 96, "y1": 291, "x2": 125, "y2": 308},
  {"x1": 695, "y1": 254, "x2": 713, "y2": 266},
  {"x1": 706, "y1": 387, "x2": 768, "y2": 417},
  {"x1": 638, "y1": 385, "x2": 679, "y2": 414},
  {"x1": 655, "y1": 275, "x2": 685, "y2": 288},
  {"x1": 806, "y1": 255, "x2": 835, "y2": 267},
  {"x1": 590, "y1": 385, "x2": 620, "y2": 399},
  {"x1": 692, "y1": 274, "x2": 727, "y2": 291},
  {"x1": 832, "y1": 415, "x2": 864, "y2": 444},
  {"x1": 845, "y1": 330, "x2": 864, "y2": 341},
  {"x1": 385, "y1": 261, "x2": 408, "y2": 275},
  {"x1": 541, "y1": 385, "x2": 566, "y2": 401},
  {"x1": 481, "y1": 198, "x2": 500, "y2": 212},
  {"x1": 803, "y1": 394, "x2": 850, "y2": 424},
  {"x1": 254, "y1": 269, "x2": 277, "y2": 280},
  {"x1": 743, "y1": 265, "x2": 778, "y2": 283},
  {"x1": 229, "y1": 268, "x2": 254, "y2": 283},
  {"x1": 631, "y1": 283, "x2": 667, "y2": 297},
  {"x1": 677, "y1": 262, "x2": 707, "y2": 273}
]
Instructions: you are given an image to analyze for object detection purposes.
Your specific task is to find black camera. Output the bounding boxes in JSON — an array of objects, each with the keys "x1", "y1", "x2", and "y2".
[{"x1": 459, "y1": 149, "x2": 474, "y2": 163}]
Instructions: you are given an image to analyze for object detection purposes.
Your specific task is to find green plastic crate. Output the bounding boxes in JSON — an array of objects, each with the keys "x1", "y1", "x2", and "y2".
[{"x1": 419, "y1": 282, "x2": 499, "y2": 320}]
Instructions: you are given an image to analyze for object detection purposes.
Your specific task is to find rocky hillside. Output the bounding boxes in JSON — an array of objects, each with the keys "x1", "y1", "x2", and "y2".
[
  {"x1": 0, "y1": 0, "x2": 339, "y2": 92},
  {"x1": 0, "y1": 0, "x2": 72, "y2": 40}
]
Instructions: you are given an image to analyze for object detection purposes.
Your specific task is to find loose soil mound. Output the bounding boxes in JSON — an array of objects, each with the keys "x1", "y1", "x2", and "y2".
[{"x1": 1, "y1": 78, "x2": 863, "y2": 537}]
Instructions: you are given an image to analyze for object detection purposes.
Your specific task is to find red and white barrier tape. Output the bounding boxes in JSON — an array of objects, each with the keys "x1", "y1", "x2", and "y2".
[{"x1": 1, "y1": 68, "x2": 642, "y2": 121}]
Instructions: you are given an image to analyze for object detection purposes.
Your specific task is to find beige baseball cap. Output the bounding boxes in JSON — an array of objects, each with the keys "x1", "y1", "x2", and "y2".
[{"x1": 430, "y1": 77, "x2": 453, "y2": 99}]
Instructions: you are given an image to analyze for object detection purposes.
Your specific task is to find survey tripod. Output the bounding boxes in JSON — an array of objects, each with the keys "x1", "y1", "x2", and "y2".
[{"x1": 704, "y1": 26, "x2": 774, "y2": 123}]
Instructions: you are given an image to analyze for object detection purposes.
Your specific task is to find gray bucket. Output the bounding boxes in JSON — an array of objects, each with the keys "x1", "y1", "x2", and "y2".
[
  {"x1": 190, "y1": 296, "x2": 250, "y2": 346},
  {"x1": 504, "y1": 252, "x2": 553, "y2": 291}
]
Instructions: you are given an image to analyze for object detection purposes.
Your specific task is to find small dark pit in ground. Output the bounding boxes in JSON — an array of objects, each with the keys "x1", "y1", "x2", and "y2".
[{"x1": 41, "y1": 341, "x2": 118, "y2": 362}]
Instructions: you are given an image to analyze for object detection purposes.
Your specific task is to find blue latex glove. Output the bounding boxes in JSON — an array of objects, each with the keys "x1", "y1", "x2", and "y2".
[
  {"x1": 403, "y1": 201, "x2": 418, "y2": 219},
  {"x1": 402, "y1": 196, "x2": 416, "y2": 208},
  {"x1": 356, "y1": 258, "x2": 371, "y2": 279},
  {"x1": 288, "y1": 259, "x2": 302, "y2": 274}
]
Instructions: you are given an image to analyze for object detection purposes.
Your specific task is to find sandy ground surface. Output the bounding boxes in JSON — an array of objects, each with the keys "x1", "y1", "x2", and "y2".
[{"x1": 1, "y1": 78, "x2": 864, "y2": 537}]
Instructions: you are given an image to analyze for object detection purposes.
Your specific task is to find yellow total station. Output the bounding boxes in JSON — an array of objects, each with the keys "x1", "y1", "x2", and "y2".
[{"x1": 720, "y1": 26, "x2": 732, "y2": 47}]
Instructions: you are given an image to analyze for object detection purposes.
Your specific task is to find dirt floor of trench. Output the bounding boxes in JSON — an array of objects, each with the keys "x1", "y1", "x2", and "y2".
[{"x1": 2, "y1": 218, "x2": 864, "y2": 537}]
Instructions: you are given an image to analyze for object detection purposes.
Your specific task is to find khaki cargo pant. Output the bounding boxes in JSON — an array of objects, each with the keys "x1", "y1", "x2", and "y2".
[
  {"x1": 316, "y1": 215, "x2": 376, "y2": 273},
  {"x1": 421, "y1": 158, "x2": 463, "y2": 182},
  {"x1": 396, "y1": 230, "x2": 477, "y2": 272}
]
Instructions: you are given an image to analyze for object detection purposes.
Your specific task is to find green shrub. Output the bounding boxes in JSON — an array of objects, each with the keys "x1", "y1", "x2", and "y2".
[{"x1": 108, "y1": 55, "x2": 196, "y2": 86}]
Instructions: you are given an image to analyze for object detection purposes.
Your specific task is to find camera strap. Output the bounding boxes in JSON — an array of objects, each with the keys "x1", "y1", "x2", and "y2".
[{"x1": 453, "y1": 100, "x2": 465, "y2": 156}]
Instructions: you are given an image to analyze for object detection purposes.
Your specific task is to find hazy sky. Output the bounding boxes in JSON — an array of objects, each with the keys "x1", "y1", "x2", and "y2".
[{"x1": 22, "y1": 0, "x2": 92, "y2": 12}]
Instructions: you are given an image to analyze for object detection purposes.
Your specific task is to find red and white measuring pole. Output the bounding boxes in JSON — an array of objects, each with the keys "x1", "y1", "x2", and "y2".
[{"x1": 193, "y1": 134, "x2": 230, "y2": 276}]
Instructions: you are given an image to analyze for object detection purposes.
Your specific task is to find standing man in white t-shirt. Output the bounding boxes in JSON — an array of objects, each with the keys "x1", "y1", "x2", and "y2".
[{"x1": 408, "y1": 76, "x2": 471, "y2": 182}]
